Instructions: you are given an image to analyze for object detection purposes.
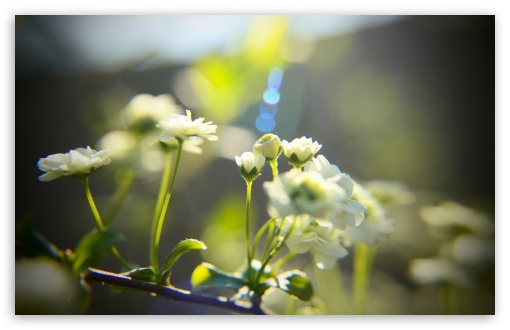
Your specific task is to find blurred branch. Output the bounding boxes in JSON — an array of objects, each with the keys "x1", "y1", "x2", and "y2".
[{"x1": 85, "y1": 268, "x2": 266, "y2": 315}]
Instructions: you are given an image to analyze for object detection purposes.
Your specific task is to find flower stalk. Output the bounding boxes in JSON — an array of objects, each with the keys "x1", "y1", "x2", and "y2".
[
  {"x1": 245, "y1": 180, "x2": 253, "y2": 283},
  {"x1": 150, "y1": 139, "x2": 183, "y2": 274},
  {"x1": 353, "y1": 243, "x2": 377, "y2": 314},
  {"x1": 80, "y1": 177, "x2": 131, "y2": 270}
]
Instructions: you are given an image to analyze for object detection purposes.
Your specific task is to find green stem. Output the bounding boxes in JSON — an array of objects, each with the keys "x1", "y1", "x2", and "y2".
[
  {"x1": 269, "y1": 159, "x2": 278, "y2": 179},
  {"x1": 313, "y1": 262, "x2": 351, "y2": 314},
  {"x1": 151, "y1": 141, "x2": 183, "y2": 274},
  {"x1": 271, "y1": 251, "x2": 297, "y2": 271},
  {"x1": 149, "y1": 150, "x2": 174, "y2": 273},
  {"x1": 255, "y1": 217, "x2": 296, "y2": 288},
  {"x1": 104, "y1": 169, "x2": 136, "y2": 226},
  {"x1": 261, "y1": 221, "x2": 276, "y2": 262},
  {"x1": 245, "y1": 180, "x2": 253, "y2": 283},
  {"x1": 439, "y1": 283, "x2": 459, "y2": 314},
  {"x1": 251, "y1": 218, "x2": 277, "y2": 259},
  {"x1": 353, "y1": 243, "x2": 377, "y2": 314},
  {"x1": 80, "y1": 177, "x2": 131, "y2": 270}
]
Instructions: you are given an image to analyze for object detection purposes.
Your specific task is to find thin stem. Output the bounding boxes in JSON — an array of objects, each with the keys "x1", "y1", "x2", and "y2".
[
  {"x1": 271, "y1": 251, "x2": 297, "y2": 271},
  {"x1": 104, "y1": 169, "x2": 136, "y2": 226},
  {"x1": 313, "y1": 262, "x2": 351, "y2": 314},
  {"x1": 149, "y1": 150, "x2": 174, "y2": 272},
  {"x1": 151, "y1": 141, "x2": 183, "y2": 274},
  {"x1": 251, "y1": 218, "x2": 277, "y2": 260},
  {"x1": 255, "y1": 217, "x2": 296, "y2": 288},
  {"x1": 261, "y1": 221, "x2": 276, "y2": 262},
  {"x1": 85, "y1": 268, "x2": 266, "y2": 315},
  {"x1": 269, "y1": 159, "x2": 278, "y2": 179},
  {"x1": 245, "y1": 180, "x2": 253, "y2": 283},
  {"x1": 353, "y1": 243, "x2": 377, "y2": 314},
  {"x1": 80, "y1": 178, "x2": 132, "y2": 270},
  {"x1": 439, "y1": 283, "x2": 459, "y2": 314},
  {"x1": 81, "y1": 178, "x2": 106, "y2": 231}
]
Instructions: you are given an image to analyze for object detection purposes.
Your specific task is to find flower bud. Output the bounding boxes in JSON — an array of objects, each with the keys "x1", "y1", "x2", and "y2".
[
  {"x1": 235, "y1": 152, "x2": 265, "y2": 182},
  {"x1": 281, "y1": 137, "x2": 322, "y2": 169},
  {"x1": 253, "y1": 133, "x2": 282, "y2": 162}
]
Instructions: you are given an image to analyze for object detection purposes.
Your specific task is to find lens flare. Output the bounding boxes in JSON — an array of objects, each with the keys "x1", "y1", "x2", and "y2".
[{"x1": 256, "y1": 113, "x2": 276, "y2": 133}]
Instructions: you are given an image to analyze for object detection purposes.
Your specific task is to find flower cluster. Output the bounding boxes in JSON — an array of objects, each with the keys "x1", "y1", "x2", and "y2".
[
  {"x1": 37, "y1": 146, "x2": 111, "y2": 181},
  {"x1": 234, "y1": 134, "x2": 377, "y2": 269}
]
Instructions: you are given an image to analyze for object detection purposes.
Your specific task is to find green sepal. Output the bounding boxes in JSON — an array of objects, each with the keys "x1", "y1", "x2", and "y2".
[
  {"x1": 191, "y1": 262, "x2": 246, "y2": 291},
  {"x1": 72, "y1": 228, "x2": 124, "y2": 276},
  {"x1": 261, "y1": 270, "x2": 314, "y2": 301},
  {"x1": 240, "y1": 164, "x2": 262, "y2": 182},
  {"x1": 159, "y1": 239, "x2": 207, "y2": 284}
]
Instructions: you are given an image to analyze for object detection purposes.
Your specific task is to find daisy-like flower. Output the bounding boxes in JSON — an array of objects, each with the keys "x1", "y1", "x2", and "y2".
[
  {"x1": 280, "y1": 215, "x2": 348, "y2": 270},
  {"x1": 305, "y1": 155, "x2": 367, "y2": 229},
  {"x1": 120, "y1": 94, "x2": 183, "y2": 133},
  {"x1": 157, "y1": 110, "x2": 218, "y2": 142},
  {"x1": 37, "y1": 146, "x2": 111, "y2": 182},
  {"x1": 253, "y1": 133, "x2": 282, "y2": 162},
  {"x1": 281, "y1": 137, "x2": 322, "y2": 169},
  {"x1": 263, "y1": 169, "x2": 348, "y2": 220},
  {"x1": 235, "y1": 152, "x2": 265, "y2": 182}
]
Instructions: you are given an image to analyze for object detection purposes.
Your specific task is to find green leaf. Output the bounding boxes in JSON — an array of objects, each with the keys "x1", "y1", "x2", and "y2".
[
  {"x1": 191, "y1": 262, "x2": 246, "y2": 291},
  {"x1": 262, "y1": 270, "x2": 314, "y2": 301},
  {"x1": 160, "y1": 239, "x2": 207, "y2": 276},
  {"x1": 122, "y1": 267, "x2": 157, "y2": 282},
  {"x1": 72, "y1": 229, "x2": 124, "y2": 275}
]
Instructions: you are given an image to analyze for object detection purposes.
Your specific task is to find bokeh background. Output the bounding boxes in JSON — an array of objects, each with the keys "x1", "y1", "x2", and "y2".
[{"x1": 15, "y1": 15, "x2": 494, "y2": 314}]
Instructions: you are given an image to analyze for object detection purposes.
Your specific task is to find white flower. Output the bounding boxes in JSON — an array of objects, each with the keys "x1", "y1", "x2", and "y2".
[
  {"x1": 281, "y1": 137, "x2": 321, "y2": 169},
  {"x1": 235, "y1": 152, "x2": 265, "y2": 182},
  {"x1": 364, "y1": 180, "x2": 415, "y2": 207},
  {"x1": 341, "y1": 180, "x2": 392, "y2": 245},
  {"x1": 280, "y1": 216, "x2": 348, "y2": 270},
  {"x1": 263, "y1": 169, "x2": 348, "y2": 220},
  {"x1": 158, "y1": 110, "x2": 218, "y2": 142},
  {"x1": 252, "y1": 133, "x2": 282, "y2": 161},
  {"x1": 305, "y1": 155, "x2": 367, "y2": 229},
  {"x1": 420, "y1": 201, "x2": 494, "y2": 238},
  {"x1": 120, "y1": 94, "x2": 183, "y2": 132},
  {"x1": 408, "y1": 257, "x2": 472, "y2": 287},
  {"x1": 37, "y1": 146, "x2": 111, "y2": 181}
]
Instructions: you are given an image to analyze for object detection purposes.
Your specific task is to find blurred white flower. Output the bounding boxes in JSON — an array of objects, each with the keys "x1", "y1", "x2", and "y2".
[
  {"x1": 120, "y1": 94, "x2": 183, "y2": 132},
  {"x1": 439, "y1": 234, "x2": 494, "y2": 268},
  {"x1": 235, "y1": 151, "x2": 265, "y2": 182},
  {"x1": 37, "y1": 146, "x2": 111, "y2": 181},
  {"x1": 161, "y1": 136, "x2": 205, "y2": 154},
  {"x1": 420, "y1": 201, "x2": 494, "y2": 238},
  {"x1": 341, "y1": 180, "x2": 393, "y2": 245},
  {"x1": 280, "y1": 215, "x2": 348, "y2": 270},
  {"x1": 253, "y1": 133, "x2": 282, "y2": 161},
  {"x1": 158, "y1": 110, "x2": 218, "y2": 142},
  {"x1": 364, "y1": 180, "x2": 415, "y2": 207},
  {"x1": 263, "y1": 169, "x2": 348, "y2": 220},
  {"x1": 408, "y1": 257, "x2": 472, "y2": 287},
  {"x1": 281, "y1": 137, "x2": 321, "y2": 169},
  {"x1": 305, "y1": 155, "x2": 367, "y2": 229}
]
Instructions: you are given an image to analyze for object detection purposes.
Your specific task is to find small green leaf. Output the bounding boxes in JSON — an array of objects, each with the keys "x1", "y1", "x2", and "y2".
[
  {"x1": 158, "y1": 239, "x2": 207, "y2": 284},
  {"x1": 161, "y1": 239, "x2": 207, "y2": 275},
  {"x1": 191, "y1": 262, "x2": 246, "y2": 291},
  {"x1": 72, "y1": 229, "x2": 124, "y2": 275},
  {"x1": 122, "y1": 267, "x2": 157, "y2": 282},
  {"x1": 262, "y1": 270, "x2": 314, "y2": 301}
]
